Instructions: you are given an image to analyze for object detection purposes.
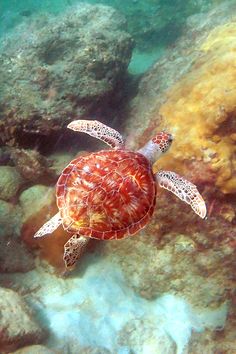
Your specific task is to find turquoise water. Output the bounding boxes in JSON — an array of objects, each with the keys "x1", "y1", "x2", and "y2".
[{"x1": 0, "y1": 0, "x2": 235, "y2": 353}]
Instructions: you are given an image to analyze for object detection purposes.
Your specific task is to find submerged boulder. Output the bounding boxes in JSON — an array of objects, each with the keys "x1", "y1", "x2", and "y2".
[
  {"x1": 0, "y1": 3, "x2": 133, "y2": 145},
  {"x1": 124, "y1": 1, "x2": 236, "y2": 195},
  {"x1": 0, "y1": 166, "x2": 23, "y2": 201},
  {"x1": 0, "y1": 288, "x2": 46, "y2": 351},
  {"x1": 0, "y1": 199, "x2": 35, "y2": 273},
  {"x1": 12, "y1": 345, "x2": 55, "y2": 354}
]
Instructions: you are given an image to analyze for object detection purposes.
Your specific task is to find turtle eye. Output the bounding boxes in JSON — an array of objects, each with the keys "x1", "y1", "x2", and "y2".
[{"x1": 168, "y1": 134, "x2": 174, "y2": 143}]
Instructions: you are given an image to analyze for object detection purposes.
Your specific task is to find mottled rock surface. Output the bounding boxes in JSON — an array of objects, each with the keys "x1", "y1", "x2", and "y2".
[
  {"x1": 0, "y1": 288, "x2": 46, "y2": 351},
  {"x1": 0, "y1": 3, "x2": 133, "y2": 145},
  {"x1": 116, "y1": 1, "x2": 236, "y2": 351},
  {"x1": 10, "y1": 148, "x2": 53, "y2": 182},
  {"x1": 12, "y1": 345, "x2": 55, "y2": 354},
  {"x1": 0, "y1": 237, "x2": 35, "y2": 273},
  {"x1": 0, "y1": 166, "x2": 23, "y2": 201},
  {"x1": 48, "y1": 151, "x2": 76, "y2": 176},
  {"x1": 118, "y1": 318, "x2": 177, "y2": 354},
  {"x1": 19, "y1": 185, "x2": 55, "y2": 223},
  {"x1": 102, "y1": 228, "x2": 233, "y2": 308},
  {"x1": 0, "y1": 199, "x2": 22, "y2": 237},
  {"x1": 0, "y1": 199, "x2": 35, "y2": 273}
]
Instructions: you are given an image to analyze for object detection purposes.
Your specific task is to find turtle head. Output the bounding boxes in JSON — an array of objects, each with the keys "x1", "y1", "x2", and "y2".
[
  {"x1": 138, "y1": 131, "x2": 173, "y2": 164},
  {"x1": 152, "y1": 131, "x2": 173, "y2": 153}
]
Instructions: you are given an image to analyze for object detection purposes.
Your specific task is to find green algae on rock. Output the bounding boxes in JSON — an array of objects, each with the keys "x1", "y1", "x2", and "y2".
[
  {"x1": 19, "y1": 185, "x2": 55, "y2": 223},
  {"x1": 0, "y1": 3, "x2": 133, "y2": 145},
  {"x1": 0, "y1": 199, "x2": 22, "y2": 237},
  {"x1": 0, "y1": 166, "x2": 23, "y2": 201}
]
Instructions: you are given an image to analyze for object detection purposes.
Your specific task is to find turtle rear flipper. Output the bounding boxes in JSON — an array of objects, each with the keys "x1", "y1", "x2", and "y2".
[
  {"x1": 34, "y1": 212, "x2": 62, "y2": 238},
  {"x1": 63, "y1": 234, "x2": 89, "y2": 268},
  {"x1": 155, "y1": 170, "x2": 207, "y2": 219}
]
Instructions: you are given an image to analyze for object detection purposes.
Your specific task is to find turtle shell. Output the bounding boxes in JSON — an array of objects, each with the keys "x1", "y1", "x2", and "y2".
[{"x1": 56, "y1": 149, "x2": 156, "y2": 240}]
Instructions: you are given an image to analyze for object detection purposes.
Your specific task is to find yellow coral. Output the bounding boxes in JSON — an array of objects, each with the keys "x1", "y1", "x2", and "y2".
[{"x1": 156, "y1": 23, "x2": 236, "y2": 193}]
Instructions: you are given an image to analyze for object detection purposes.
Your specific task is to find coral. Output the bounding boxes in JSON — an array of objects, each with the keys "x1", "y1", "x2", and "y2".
[
  {"x1": 124, "y1": 4, "x2": 236, "y2": 195},
  {"x1": 0, "y1": 4, "x2": 133, "y2": 144},
  {"x1": 0, "y1": 166, "x2": 23, "y2": 201},
  {"x1": 158, "y1": 22, "x2": 236, "y2": 194},
  {"x1": 0, "y1": 287, "x2": 46, "y2": 352}
]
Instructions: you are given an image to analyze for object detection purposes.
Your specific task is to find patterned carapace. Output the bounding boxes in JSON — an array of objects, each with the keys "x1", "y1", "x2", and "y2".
[{"x1": 57, "y1": 150, "x2": 156, "y2": 240}]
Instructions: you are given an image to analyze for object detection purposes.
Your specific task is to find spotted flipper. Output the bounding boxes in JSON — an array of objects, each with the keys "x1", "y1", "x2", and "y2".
[
  {"x1": 67, "y1": 120, "x2": 124, "y2": 149},
  {"x1": 34, "y1": 212, "x2": 62, "y2": 238},
  {"x1": 155, "y1": 170, "x2": 207, "y2": 219},
  {"x1": 63, "y1": 234, "x2": 89, "y2": 268}
]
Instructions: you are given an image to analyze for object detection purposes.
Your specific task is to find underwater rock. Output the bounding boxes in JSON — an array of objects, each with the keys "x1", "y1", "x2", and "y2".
[
  {"x1": 111, "y1": 0, "x2": 212, "y2": 50},
  {"x1": 0, "y1": 199, "x2": 22, "y2": 238},
  {"x1": 118, "y1": 318, "x2": 177, "y2": 354},
  {"x1": 0, "y1": 166, "x2": 23, "y2": 201},
  {"x1": 0, "y1": 287, "x2": 46, "y2": 351},
  {"x1": 102, "y1": 230, "x2": 231, "y2": 308},
  {"x1": 118, "y1": 4, "x2": 236, "y2": 348},
  {"x1": 48, "y1": 151, "x2": 76, "y2": 176},
  {"x1": 0, "y1": 3, "x2": 133, "y2": 145},
  {"x1": 10, "y1": 148, "x2": 53, "y2": 183},
  {"x1": 187, "y1": 316, "x2": 236, "y2": 354},
  {"x1": 19, "y1": 185, "x2": 55, "y2": 223},
  {"x1": 0, "y1": 259, "x2": 227, "y2": 354},
  {"x1": 0, "y1": 147, "x2": 12, "y2": 165},
  {"x1": 0, "y1": 237, "x2": 35, "y2": 273},
  {"x1": 12, "y1": 345, "x2": 55, "y2": 354},
  {"x1": 20, "y1": 184, "x2": 68, "y2": 269},
  {"x1": 158, "y1": 21, "x2": 236, "y2": 194},
  {"x1": 71, "y1": 346, "x2": 111, "y2": 354},
  {"x1": 125, "y1": 1, "x2": 236, "y2": 194},
  {"x1": 0, "y1": 199, "x2": 35, "y2": 273}
]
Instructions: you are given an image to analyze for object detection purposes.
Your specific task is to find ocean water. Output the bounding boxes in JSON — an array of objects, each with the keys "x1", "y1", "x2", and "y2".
[{"x1": 0, "y1": 0, "x2": 235, "y2": 353}]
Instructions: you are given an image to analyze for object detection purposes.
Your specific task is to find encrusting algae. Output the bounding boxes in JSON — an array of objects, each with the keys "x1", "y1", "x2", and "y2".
[{"x1": 157, "y1": 23, "x2": 236, "y2": 194}]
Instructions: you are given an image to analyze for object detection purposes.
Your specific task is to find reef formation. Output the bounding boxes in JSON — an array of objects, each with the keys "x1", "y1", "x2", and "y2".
[
  {"x1": 0, "y1": 3, "x2": 133, "y2": 145},
  {"x1": 0, "y1": 1, "x2": 235, "y2": 353}
]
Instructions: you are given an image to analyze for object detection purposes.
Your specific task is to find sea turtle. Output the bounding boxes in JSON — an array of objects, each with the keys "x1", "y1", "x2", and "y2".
[{"x1": 34, "y1": 120, "x2": 207, "y2": 268}]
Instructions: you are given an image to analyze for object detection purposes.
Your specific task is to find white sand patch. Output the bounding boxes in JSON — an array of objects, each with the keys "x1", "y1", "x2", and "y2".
[{"x1": 4, "y1": 256, "x2": 228, "y2": 353}]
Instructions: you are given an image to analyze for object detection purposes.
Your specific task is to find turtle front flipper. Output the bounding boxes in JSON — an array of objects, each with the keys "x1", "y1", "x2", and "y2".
[
  {"x1": 34, "y1": 212, "x2": 62, "y2": 238},
  {"x1": 63, "y1": 234, "x2": 89, "y2": 268},
  {"x1": 67, "y1": 119, "x2": 124, "y2": 149},
  {"x1": 155, "y1": 170, "x2": 207, "y2": 219}
]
